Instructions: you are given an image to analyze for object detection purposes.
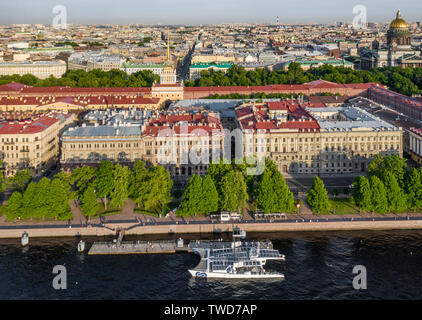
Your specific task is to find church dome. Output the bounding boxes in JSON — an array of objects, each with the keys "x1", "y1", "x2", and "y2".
[{"x1": 390, "y1": 10, "x2": 409, "y2": 29}]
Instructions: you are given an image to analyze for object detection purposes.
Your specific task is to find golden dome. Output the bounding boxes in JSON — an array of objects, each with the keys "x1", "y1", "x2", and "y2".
[{"x1": 390, "y1": 10, "x2": 409, "y2": 29}]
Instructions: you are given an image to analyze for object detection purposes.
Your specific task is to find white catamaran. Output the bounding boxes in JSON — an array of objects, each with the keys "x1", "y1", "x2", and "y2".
[{"x1": 188, "y1": 229, "x2": 285, "y2": 279}]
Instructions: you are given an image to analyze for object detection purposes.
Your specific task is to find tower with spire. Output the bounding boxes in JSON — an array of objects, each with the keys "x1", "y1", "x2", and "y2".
[{"x1": 160, "y1": 32, "x2": 177, "y2": 84}]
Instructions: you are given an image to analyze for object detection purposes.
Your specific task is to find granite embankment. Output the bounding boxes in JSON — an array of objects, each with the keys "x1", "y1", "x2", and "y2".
[{"x1": 1, "y1": 218, "x2": 422, "y2": 239}]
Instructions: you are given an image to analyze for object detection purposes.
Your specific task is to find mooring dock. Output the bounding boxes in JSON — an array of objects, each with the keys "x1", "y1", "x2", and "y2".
[{"x1": 88, "y1": 239, "x2": 191, "y2": 255}]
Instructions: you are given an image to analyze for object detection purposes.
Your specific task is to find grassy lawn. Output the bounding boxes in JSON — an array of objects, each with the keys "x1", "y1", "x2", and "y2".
[
  {"x1": 134, "y1": 201, "x2": 180, "y2": 217},
  {"x1": 329, "y1": 198, "x2": 361, "y2": 215},
  {"x1": 94, "y1": 202, "x2": 121, "y2": 217}
]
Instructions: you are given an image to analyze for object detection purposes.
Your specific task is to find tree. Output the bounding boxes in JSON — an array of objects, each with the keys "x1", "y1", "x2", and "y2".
[
  {"x1": 80, "y1": 185, "x2": 99, "y2": 217},
  {"x1": 109, "y1": 164, "x2": 131, "y2": 208},
  {"x1": 382, "y1": 171, "x2": 407, "y2": 212},
  {"x1": 6, "y1": 169, "x2": 32, "y2": 192},
  {"x1": 255, "y1": 169, "x2": 274, "y2": 212},
  {"x1": 403, "y1": 168, "x2": 422, "y2": 210},
  {"x1": 368, "y1": 155, "x2": 407, "y2": 187},
  {"x1": 142, "y1": 165, "x2": 173, "y2": 214},
  {"x1": 369, "y1": 176, "x2": 388, "y2": 214},
  {"x1": 6, "y1": 191, "x2": 22, "y2": 219},
  {"x1": 201, "y1": 175, "x2": 219, "y2": 214},
  {"x1": 32, "y1": 177, "x2": 51, "y2": 219},
  {"x1": 219, "y1": 171, "x2": 248, "y2": 212},
  {"x1": 272, "y1": 169, "x2": 295, "y2": 212},
  {"x1": 71, "y1": 166, "x2": 97, "y2": 196},
  {"x1": 20, "y1": 182, "x2": 37, "y2": 219},
  {"x1": 306, "y1": 176, "x2": 331, "y2": 214},
  {"x1": 95, "y1": 160, "x2": 115, "y2": 209},
  {"x1": 0, "y1": 160, "x2": 6, "y2": 192},
  {"x1": 178, "y1": 175, "x2": 203, "y2": 216},
  {"x1": 129, "y1": 160, "x2": 148, "y2": 204},
  {"x1": 48, "y1": 177, "x2": 72, "y2": 219},
  {"x1": 352, "y1": 176, "x2": 372, "y2": 212}
]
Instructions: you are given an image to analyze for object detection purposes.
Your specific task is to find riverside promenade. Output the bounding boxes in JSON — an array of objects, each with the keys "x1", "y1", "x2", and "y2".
[{"x1": 1, "y1": 213, "x2": 422, "y2": 239}]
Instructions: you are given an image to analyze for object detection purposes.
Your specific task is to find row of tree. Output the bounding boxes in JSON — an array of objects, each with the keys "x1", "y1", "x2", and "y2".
[
  {"x1": 305, "y1": 155, "x2": 422, "y2": 214},
  {"x1": 6, "y1": 173, "x2": 74, "y2": 220},
  {"x1": 352, "y1": 155, "x2": 422, "y2": 213},
  {"x1": 71, "y1": 160, "x2": 173, "y2": 216},
  {"x1": 178, "y1": 158, "x2": 296, "y2": 216},
  {"x1": 4, "y1": 160, "x2": 173, "y2": 219},
  {"x1": 0, "y1": 68, "x2": 160, "y2": 88},
  {"x1": 185, "y1": 63, "x2": 422, "y2": 96}
]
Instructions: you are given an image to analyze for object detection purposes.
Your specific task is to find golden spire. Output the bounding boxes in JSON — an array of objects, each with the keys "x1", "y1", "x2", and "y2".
[{"x1": 167, "y1": 34, "x2": 170, "y2": 62}]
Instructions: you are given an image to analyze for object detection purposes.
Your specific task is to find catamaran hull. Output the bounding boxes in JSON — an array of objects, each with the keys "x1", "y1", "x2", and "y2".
[{"x1": 189, "y1": 270, "x2": 284, "y2": 279}]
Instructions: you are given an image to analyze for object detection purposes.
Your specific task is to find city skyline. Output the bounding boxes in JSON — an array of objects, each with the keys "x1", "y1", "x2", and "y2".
[{"x1": 0, "y1": 0, "x2": 421, "y2": 25}]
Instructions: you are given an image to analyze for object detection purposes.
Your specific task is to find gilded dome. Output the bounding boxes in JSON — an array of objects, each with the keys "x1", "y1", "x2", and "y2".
[{"x1": 390, "y1": 10, "x2": 409, "y2": 29}]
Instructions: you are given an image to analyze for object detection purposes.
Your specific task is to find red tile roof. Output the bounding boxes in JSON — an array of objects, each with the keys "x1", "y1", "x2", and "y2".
[
  {"x1": 143, "y1": 114, "x2": 225, "y2": 136},
  {"x1": 236, "y1": 101, "x2": 320, "y2": 132},
  {"x1": 0, "y1": 113, "x2": 72, "y2": 134}
]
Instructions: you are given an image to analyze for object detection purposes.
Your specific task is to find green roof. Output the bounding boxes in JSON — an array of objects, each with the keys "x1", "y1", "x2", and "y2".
[
  {"x1": 121, "y1": 62, "x2": 165, "y2": 68},
  {"x1": 24, "y1": 47, "x2": 74, "y2": 52},
  {"x1": 190, "y1": 62, "x2": 233, "y2": 69},
  {"x1": 287, "y1": 59, "x2": 354, "y2": 67}
]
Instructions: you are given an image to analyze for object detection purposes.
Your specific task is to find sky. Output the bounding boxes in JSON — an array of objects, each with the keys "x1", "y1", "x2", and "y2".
[{"x1": 0, "y1": 0, "x2": 421, "y2": 25}]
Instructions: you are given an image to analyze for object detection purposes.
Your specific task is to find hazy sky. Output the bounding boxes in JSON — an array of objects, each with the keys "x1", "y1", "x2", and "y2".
[{"x1": 0, "y1": 0, "x2": 421, "y2": 25}]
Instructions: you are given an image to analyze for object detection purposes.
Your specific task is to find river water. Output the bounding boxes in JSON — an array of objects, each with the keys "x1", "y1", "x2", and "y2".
[{"x1": 0, "y1": 230, "x2": 421, "y2": 300}]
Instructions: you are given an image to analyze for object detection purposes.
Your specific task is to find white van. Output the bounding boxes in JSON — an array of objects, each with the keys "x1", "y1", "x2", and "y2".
[
  {"x1": 220, "y1": 212, "x2": 241, "y2": 222},
  {"x1": 220, "y1": 213, "x2": 231, "y2": 222}
]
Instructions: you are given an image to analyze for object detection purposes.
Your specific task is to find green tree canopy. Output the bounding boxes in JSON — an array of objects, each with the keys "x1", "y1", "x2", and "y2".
[
  {"x1": 219, "y1": 170, "x2": 248, "y2": 212},
  {"x1": 369, "y1": 175, "x2": 388, "y2": 214},
  {"x1": 80, "y1": 185, "x2": 99, "y2": 217},
  {"x1": 403, "y1": 168, "x2": 422, "y2": 210},
  {"x1": 352, "y1": 176, "x2": 373, "y2": 212},
  {"x1": 306, "y1": 176, "x2": 331, "y2": 214},
  {"x1": 95, "y1": 160, "x2": 115, "y2": 208},
  {"x1": 382, "y1": 171, "x2": 407, "y2": 212}
]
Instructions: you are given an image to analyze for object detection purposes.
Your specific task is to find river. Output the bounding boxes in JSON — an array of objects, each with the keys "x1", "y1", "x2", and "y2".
[{"x1": 0, "y1": 230, "x2": 421, "y2": 299}]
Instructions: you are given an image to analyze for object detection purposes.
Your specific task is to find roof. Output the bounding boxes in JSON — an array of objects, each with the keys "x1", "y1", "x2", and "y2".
[
  {"x1": 143, "y1": 113, "x2": 224, "y2": 136},
  {"x1": 0, "y1": 82, "x2": 28, "y2": 92},
  {"x1": 0, "y1": 113, "x2": 72, "y2": 135},
  {"x1": 63, "y1": 125, "x2": 142, "y2": 138}
]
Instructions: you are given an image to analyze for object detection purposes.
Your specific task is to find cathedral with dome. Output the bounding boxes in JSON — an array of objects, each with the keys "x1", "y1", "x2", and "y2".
[{"x1": 361, "y1": 10, "x2": 422, "y2": 69}]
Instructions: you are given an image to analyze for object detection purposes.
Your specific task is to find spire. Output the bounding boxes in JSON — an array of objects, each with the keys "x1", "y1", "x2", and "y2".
[
  {"x1": 167, "y1": 34, "x2": 170, "y2": 62},
  {"x1": 397, "y1": 10, "x2": 401, "y2": 19}
]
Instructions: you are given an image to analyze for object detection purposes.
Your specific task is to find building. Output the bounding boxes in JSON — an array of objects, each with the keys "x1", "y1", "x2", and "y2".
[
  {"x1": 60, "y1": 109, "x2": 225, "y2": 187},
  {"x1": 159, "y1": 36, "x2": 177, "y2": 85},
  {"x1": 87, "y1": 54, "x2": 123, "y2": 72},
  {"x1": 0, "y1": 112, "x2": 75, "y2": 176},
  {"x1": 141, "y1": 112, "x2": 225, "y2": 187},
  {"x1": 120, "y1": 62, "x2": 164, "y2": 76},
  {"x1": 0, "y1": 60, "x2": 67, "y2": 79},
  {"x1": 408, "y1": 128, "x2": 422, "y2": 165},
  {"x1": 189, "y1": 62, "x2": 234, "y2": 80},
  {"x1": 361, "y1": 10, "x2": 422, "y2": 69},
  {"x1": 60, "y1": 109, "x2": 150, "y2": 168},
  {"x1": 364, "y1": 85, "x2": 422, "y2": 121},
  {"x1": 281, "y1": 59, "x2": 354, "y2": 71},
  {"x1": 0, "y1": 95, "x2": 160, "y2": 112},
  {"x1": 235, "y1": 100, "x2": 402, "y2": 176}
]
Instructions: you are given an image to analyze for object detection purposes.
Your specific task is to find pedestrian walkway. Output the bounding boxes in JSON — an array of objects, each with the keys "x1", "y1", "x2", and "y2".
[{"x1": 69, "y1": 200, "x2": 87, "y2": 225}]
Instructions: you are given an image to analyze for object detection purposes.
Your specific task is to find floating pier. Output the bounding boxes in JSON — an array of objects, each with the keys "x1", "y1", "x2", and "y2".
[{"x1": 88, "y1": 239, "x2": 191, "y2": 255}]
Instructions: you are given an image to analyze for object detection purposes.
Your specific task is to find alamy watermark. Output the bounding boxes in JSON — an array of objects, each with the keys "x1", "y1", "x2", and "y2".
[
  {"x1": 155, "y1": 125, "x2": 266, "y2": 176},
  {"x1": 352, "y1": 5, "x2": 367, "y2": 30},
  {"x1": 352, "y1": 265, "x2": 367, "y2": 290},
  {"x1": 52, "y1": 5, "x2": 67, "y2": 29},
  {"x1": 52, "y1": 265, "x2": 67, "y2": 290}
]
